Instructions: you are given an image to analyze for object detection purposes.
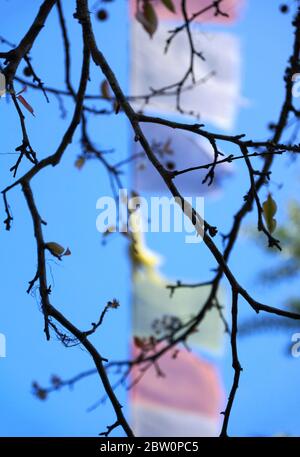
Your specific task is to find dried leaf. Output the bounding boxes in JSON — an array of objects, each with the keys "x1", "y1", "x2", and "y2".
[
  {"x1": 133, "y1": 336, "x2": 144, "y2": 349},
  {"x1": 107, "y1": 298, "x2": 120, "y2": 309},
  {"x1": 75, "y1": 157, "x2": 85, "y2": 170},
  {"x1": 100, "y1": 79, "x2": 110, "y2": 99},
  {"x1": 17, "y1": 94, "x2": 35, "y2": 116},
  {"x1": 136, "y1": 1, "x2": 158, "y2": 38}
]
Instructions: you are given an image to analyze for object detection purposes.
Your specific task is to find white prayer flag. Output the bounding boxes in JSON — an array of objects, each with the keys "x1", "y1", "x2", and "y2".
[{"x1": 130, "y1": 22, "x2": 241, "y2": 130}]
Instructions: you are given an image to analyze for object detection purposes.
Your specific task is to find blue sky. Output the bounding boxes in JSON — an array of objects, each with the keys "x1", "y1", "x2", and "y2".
[{"x1": 1, "y1": 0, "x2": 300, "y2": 437}]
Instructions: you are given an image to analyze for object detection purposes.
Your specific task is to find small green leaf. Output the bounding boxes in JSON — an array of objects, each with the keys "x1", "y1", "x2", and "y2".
[
  {"x1": 161, "y1": 0, "x2": 176, "y2": 13},
  {"x1": 262, "y1": 193, "x2": 277, "y2": 233}
]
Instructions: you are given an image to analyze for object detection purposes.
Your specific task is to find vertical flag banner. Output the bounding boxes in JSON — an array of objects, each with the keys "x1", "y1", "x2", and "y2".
[
  {"x1": 129, "y1": 0, "x2": 244, "y2": 436},
  {"x1": 129, "y1": 219, "x2": 226, "y2": 436}
]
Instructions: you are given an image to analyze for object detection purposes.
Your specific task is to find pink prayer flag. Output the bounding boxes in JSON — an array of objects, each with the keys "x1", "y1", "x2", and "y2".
[
  {"x1": 130, "y1": 0, "x2": 243, "y2": 24},
  {"x1": 131, "y1": 345, "x2": 223, "y2": 417},
  {"x1": 130, "y1": 344, "x2": 224, "y2": 435}
]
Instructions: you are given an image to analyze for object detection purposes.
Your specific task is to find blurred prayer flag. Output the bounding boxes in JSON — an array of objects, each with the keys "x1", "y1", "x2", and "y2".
[
  {"x1": 131, "y1": 345, "x2": 224, "y2": 436},
  {"x1": 130, "y1": 22, "x2": 241, "y2": 129},
  {"x1": 132, "y1": 268, "x2": 225, "y2": 355},
  {"x1": 130, "y1": 0, "x2": 243, "y2": 24},
  {"x1": 131, "y1": 122, "x2": 232, "y2": 194}
]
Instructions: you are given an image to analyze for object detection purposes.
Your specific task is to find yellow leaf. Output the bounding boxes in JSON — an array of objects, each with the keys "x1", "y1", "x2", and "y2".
[
  {"x1": 45, "y1": 242, "x2": 65, "y2": 257},
  {"x1": 262, "y1": 193, "x2": 277, "y2": 234}
]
